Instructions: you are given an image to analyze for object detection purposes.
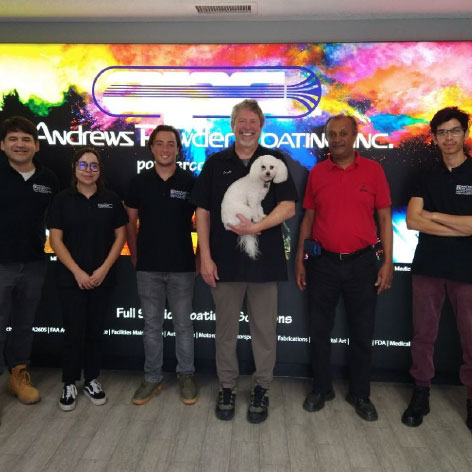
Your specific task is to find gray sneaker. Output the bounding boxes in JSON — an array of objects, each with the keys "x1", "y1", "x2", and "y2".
[
  {"x1": 216, "y1": 387, "x2": 237, "y2": 421},
  {"x1": 178, "y1": 374, "x2": 198, "y2": 405},
  {"x1": 132, "y1": 380, "x2": 162, "y2": 405},
  {"x1": 247, "y1": 385, "x2": 269, "y2": 424}
]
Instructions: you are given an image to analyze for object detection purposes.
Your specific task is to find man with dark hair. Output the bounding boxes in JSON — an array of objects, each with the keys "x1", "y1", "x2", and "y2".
[
  {"x1": 402, "y1": 106, "x2": 472, "y2": 431},
  {"x1": 296, "y1": 114, "x2": 393, "y2": 422},
  {"x1": 126, "y1": 124, "x2": 198, "y2": 406},
  {"x1": 192, "y1": 99, "x2": 297, "y2": 423},
  {"x1": 0, "y1": 116, "x2": 58, "y2": 404}
]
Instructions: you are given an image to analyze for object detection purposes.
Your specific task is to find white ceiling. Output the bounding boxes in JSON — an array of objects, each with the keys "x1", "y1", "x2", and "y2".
[{"x1": 0, "y1": 0, "x2": 471, "y2": 22}]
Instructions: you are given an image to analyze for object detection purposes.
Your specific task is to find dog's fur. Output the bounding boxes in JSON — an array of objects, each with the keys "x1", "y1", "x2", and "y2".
[{"x1": 221, "y1": 154, "x2": 288, "y2": 259}]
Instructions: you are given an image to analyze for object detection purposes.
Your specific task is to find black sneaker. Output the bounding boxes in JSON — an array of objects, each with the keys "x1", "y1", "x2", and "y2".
[
  {"x1": 247, "y1": 385, "x2": 269, "y2": 424},
  {"x1": 59, "y1": 383, "x2": 77, "y2": 411},
  {"x1": 83, "y1": 379, "x2": 107, "y2": 406},
  {"x1": 401, "y1": 386, "x2": 430, "y2": 427},
  {"x1": 216, "y1": 387, "x2": 236, "y2": 421}
]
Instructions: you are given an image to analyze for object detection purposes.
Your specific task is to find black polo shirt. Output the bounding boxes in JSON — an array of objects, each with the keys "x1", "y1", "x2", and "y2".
[
  {"x1": 47, "y1": 187, "x2": 128, "y2": 287},
  {"x1": 412, "y1": 156, "x2": 472, "y2": 283},
  {"x1": 125, "y1": 166, "x2": 196, "y2": 272},
  {"x1": 0, "y1": 156, "x2": 58, "y2": 263},
  {"x1": 191, "y1": 144, "x2": 298, "y2": 282}
]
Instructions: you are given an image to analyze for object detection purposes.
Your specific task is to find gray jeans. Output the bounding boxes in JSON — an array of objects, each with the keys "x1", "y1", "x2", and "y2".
[
  {"x1": 136, "y1": 271, "x2": 195, "y2": 383},
  {"x1": 0, "y1": 261, "x2": 46, "y2": 371}
]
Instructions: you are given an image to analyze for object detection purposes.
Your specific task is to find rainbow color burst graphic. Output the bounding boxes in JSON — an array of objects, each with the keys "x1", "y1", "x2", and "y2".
[{"x1": 1, "y1": 42, "x2": 472, "y2": 263}]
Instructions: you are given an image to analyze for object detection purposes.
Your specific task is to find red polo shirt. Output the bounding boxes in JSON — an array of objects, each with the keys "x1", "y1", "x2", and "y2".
[{"x1": 303, "y1": 152, "x2": 391, "y2": 253}]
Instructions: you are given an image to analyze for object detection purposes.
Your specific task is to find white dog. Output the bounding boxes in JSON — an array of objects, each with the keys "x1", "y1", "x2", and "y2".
[{"x1": 221, "y1": 154, "x2": 288, "y2": 259}]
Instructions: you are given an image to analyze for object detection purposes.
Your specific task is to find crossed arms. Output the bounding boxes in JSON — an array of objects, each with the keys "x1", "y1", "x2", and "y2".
[{"x1": 406, "y1": 197, "x2": 472, "y2": 236}]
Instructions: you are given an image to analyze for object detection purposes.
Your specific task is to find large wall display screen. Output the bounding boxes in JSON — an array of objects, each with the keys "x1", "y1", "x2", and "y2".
[{"x1": 1, "y1": 43, "x2": 470, "y2": 380}]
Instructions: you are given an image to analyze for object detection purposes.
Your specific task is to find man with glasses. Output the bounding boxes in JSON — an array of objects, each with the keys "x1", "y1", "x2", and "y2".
[
  {"x1": 402, "y1": 107, "x2": 472, "y2": 431},
  {"x1": 0, "y1": 116, "x2": 57, "y2": 405},
  {"x1": 125, "y1": 124, "x2": 198, "y2": 406}
]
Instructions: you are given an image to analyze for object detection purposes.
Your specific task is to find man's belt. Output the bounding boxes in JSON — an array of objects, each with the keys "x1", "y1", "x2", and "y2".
[{"x1": 321, "y1": 245, "x2": 374, "y2": 261}]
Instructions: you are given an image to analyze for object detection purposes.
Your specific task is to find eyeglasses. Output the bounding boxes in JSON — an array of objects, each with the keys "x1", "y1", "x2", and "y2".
[
  {"x1": 76, "y1": 161, "x2": 100, "y2": 172},
  {"x1": 435, "y1": 127, "x2": 464, "y2": 137}
]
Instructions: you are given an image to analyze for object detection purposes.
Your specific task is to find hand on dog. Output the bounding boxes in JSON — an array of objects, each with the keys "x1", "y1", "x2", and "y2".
[{"x1": 229, "y1": 214, "x2": 261, "y2": 236}]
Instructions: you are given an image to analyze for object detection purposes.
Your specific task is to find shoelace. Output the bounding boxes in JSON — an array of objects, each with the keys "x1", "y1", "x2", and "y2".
[
  {"x1": 221, "y1": 388, "x2": 235, "y2": 404},
  {"x1": 411, "y1": 390, "x2": 428, "y2": 408},
  {"x1": 88, "y1": 379, "x2": 102, "y2": 393},
  {"x1": 411, "y1": 392, "x2": 428, "y2": 410},
  {"x1": 252, "y1": 387, "x2": 267, "y2": 407},
  {"x1": 64, "y1": 384, "x2": 77, "y2": 400},
  {"x1": 180, "y1": 375, "x2": 193, "y2": 386},
  {"x1": 357, "y1": 397, "x2": 370, "y2": 405},
  {"x1": 18, "y1": 368, "x2": 33, "y2": 386}
]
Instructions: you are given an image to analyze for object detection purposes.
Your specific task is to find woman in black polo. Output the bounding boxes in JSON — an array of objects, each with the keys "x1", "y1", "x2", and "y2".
[{"x1": 48, "y1": 147, "x2": 127, "y2": 411}]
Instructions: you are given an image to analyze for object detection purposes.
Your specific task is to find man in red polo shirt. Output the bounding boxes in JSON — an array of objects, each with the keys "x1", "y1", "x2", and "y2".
[{"x1": 295, "y1": 114, "x2": 393, "y2": 421}]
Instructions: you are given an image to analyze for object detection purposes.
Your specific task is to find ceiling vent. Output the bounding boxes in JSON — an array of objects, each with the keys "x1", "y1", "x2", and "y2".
[{"x1": 195, "y1": 3, "x2": 256, "y2": 15}]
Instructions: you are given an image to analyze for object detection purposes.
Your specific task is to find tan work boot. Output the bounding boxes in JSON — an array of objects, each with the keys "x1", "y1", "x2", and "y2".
[{"x1": 8, "y1": 364, "x2": 41, "y2": 404}]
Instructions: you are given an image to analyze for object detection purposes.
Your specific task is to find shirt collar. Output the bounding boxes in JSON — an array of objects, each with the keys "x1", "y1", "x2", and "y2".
[
  {"x1": 1, "y1": 155, "x2": 41, "y2": 175},
  {"x1": 71, "y1": 184, "x2": 102, "y2": 198},
  {"x1": 327, "y1": 151, "x2": 361, "y2": 171},
  {"x1": 153, "y1": 164, "x2": 181, "y2": 182},
  {"x1": 227, "y1": 144, "x2": 262, "y2": 161},
  {"x1": 441, "y1": 154, "x2": 472, "y2": 174}
]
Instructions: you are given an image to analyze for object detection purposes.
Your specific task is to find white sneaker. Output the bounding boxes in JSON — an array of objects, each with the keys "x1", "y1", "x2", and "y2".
[
  {"x1": 83, "y1": 379, "x2": 107, "y2": 406},
  {"x1": 59, "y1": 383, "x2": 77, "y2": 411}
]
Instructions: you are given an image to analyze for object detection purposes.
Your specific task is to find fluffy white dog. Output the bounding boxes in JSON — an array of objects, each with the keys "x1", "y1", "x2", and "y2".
[{"x1": 221, "y1": 154, "x2": 288, "y2": 259}]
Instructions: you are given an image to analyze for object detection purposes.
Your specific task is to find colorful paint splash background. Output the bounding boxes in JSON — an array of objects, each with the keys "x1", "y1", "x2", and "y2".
[{"x1": 1, "y1": 42, "x2": 472, "y2": 263}]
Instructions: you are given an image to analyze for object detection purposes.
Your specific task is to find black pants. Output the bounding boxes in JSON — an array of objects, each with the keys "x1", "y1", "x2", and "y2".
[
  {"x1": 58, "y1": 284, "x2": 112, "y2": 384},
  {"x1": 0, "y1": 261, "x2": 46, "y2": 371},
  {"x1": 306, "y1": 250, "x2": 378, "y2": 398}
]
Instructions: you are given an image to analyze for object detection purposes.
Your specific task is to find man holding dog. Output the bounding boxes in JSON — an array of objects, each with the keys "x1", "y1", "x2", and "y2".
[
  {"x1": 296, "y1": 114, "x2": 393, "y2": 421},
  {"x1": 402, "y1": 107, "x2": 472, "y2": 431},
  {"x1": 192, "y1": 99, "x2": 297, "y2": 423}
]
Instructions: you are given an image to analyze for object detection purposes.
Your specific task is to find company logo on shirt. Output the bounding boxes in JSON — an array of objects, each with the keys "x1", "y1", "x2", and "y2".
[
  {"x1": 98, "y1": 203, "x2": 113, "y2": 209},
  {"x1": 456, "y1": 185, "x2": 472, "y2": 196},
  {"x1": 170, "y1": 189, "x2": 189, "y2": 200},
  {"x1": 32, "y1": 184, "x2": 52, "y2": 194}
]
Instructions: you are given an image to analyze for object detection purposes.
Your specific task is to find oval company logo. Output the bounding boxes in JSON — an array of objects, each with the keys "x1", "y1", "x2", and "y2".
[{"x1": 92, "y1": 66, "x2": 321, "y2": 119}]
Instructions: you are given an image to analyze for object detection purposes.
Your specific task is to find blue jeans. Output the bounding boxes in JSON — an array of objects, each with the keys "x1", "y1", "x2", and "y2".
[
  {"x1": 0, "y1": 261, "x2": 46, "y2": 371},
  {"x1": 136, "y1": 271, "x2": 195, "y2": 383}
]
